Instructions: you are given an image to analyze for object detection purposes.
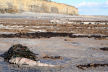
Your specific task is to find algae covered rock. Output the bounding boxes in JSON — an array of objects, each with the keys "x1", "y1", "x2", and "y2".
[
  {"x1": 0, "y1": 44, "x2": 59, "y2": 67},
  {"x1": 2, "y1": 44, "x2": 38, "y2": 61}
]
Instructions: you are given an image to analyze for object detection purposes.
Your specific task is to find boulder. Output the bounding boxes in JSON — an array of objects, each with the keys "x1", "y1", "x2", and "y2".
[
  {"x1": 9, "y1": 57, "x2": 55, "y2": 67},
  {"x1": 2, "y1": 44, "x2": 38, "y2": 61}
]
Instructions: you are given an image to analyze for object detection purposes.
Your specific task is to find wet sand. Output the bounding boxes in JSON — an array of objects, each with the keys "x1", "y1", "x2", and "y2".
[{"x1": 0, "y1": 37, "x2": 108, "y2": 72}]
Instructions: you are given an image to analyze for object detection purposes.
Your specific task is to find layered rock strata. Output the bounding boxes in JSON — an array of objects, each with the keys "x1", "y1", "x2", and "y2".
[{"x1": 0, "y1": 0, "x2": 78, "y2": 15}]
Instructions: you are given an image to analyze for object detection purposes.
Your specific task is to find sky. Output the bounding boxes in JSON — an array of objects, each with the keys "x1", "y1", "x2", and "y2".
[{"x1": 52, "y1": 0, "x2": 108, "y2": 15}]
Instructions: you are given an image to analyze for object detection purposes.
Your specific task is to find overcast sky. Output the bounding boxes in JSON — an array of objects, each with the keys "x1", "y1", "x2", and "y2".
[{"x1": 52, "y1": 0, "x2": 108, "y2": 15}]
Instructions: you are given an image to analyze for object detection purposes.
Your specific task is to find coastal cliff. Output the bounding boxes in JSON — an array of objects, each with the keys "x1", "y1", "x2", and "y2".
[{"x1": 0, "y1": 0, "x2": 78, "y2": 15}]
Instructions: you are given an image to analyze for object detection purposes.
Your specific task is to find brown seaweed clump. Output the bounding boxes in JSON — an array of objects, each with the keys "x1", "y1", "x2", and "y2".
[
  {"x1": 1, "y1": 44, "x2": 38, "y2": 62},
  {"x1": 42, "y1": 55, "x2": 63, "y2": 60},
  {"x1": 77, "y1": 63, "x2": 108, "y2": 70},
  {"x1": 100, "y1": 47, "x2": 108, "y2": 51}
]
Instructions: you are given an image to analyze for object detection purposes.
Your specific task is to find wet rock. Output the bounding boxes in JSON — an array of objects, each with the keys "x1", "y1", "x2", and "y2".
[
  {"x1": 100, "y1": 47, "x2": 108, "y2": 51},
  {"x1": 77, "y1": 63, "x2": 108, "y2": 70},
  {"x1": 64, "y1": 38, "x2": 72, "y2": 41},
  {"x1": 1, "y1": 44, "x2": 38, "y2": 61},
  {"x1": 0, "y1": 32, "x2": 107, "y2": 38},
  {"x1": 0, "y1": 32, "x2": 73, "y2": 38},
  {"x1": 42, "y1": 55, "x2": 63, "y2": 60},
  {"x1": 9, "y1": 57, "x2": 55, "y2": 67},
  {"x1": 0, "y1": 44, "x2": 58, "y2": 67},
  {"x1": 94, "y1": 37, "x2": 107, "y2": 40}
]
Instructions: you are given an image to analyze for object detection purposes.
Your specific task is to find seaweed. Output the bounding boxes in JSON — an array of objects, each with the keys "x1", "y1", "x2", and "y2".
[
  {"x1": 77, "y1": 63, "x2": 108, "y2": 70},
  {"x1": 100, "y1": 47, "x2": 108, "y2": 51},
  {"x1": 1, "y1": 44, "x2": 38, "y2": 61}
]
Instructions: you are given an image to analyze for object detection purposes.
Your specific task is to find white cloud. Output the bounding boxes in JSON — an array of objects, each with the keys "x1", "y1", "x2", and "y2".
[
  {"x1": 74, "y1": 1, "x2": 108, "y2": 15},
  {"x1": 77, "y1": 2, "x2": 100, "y2": 7},
  {"x1": 77, "y1": 0, "x2": 108, "y2": 7}
]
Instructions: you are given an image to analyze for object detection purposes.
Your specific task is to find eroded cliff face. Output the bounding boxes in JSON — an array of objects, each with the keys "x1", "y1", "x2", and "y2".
[{"x1": 0, "y1": 0, "x2": 78, "y2": 15}]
